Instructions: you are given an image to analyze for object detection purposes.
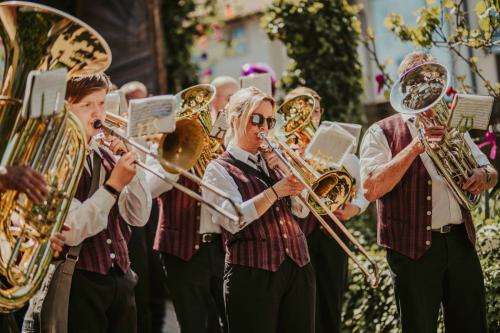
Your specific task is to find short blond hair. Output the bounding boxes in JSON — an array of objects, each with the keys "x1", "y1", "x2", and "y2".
[
  {"x1": 284, "y1": 86, "x2": 320, "y2": 104},
  {"x1": 225, "y1": 87, "x2": 275, "y2": 145},
  {"x1": 398, "y1": 51, "x2": 436, "y2": 76}
]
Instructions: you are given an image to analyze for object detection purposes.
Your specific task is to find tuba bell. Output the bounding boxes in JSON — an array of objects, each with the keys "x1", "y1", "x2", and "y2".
[
  {"x1": 0, "y1": 1, "x2": 111, "y2": 312},
  {"x1": 276, "y1": 94, "x2": 356, "y2": 214},
  {"x1": 161, "y1": 84, "x2": 223, "y2": 177},
  {"x1": 390, "y1": 62, "x2": 481, "y2": 210}
]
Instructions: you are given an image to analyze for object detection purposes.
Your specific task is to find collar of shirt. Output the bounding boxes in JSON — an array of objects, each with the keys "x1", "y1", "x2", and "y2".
[
  {"x1": 227, "y1": 143, "x2": 262, "y2": 171},
  {"x1": 84, "y1": 137, "x2": 104, "y2": 173}
]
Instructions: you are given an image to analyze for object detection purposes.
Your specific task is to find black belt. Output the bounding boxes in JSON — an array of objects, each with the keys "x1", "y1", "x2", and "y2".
[
  {"x1": 201, "y1": 233, "x2": 221, "y2": 243},
  {"x1": 432, "y1": 223, "x2": 463, "y2": 234}
]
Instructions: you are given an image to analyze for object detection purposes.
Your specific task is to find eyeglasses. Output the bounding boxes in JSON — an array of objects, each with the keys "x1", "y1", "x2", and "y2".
[{"x1": 250, "y1": 113, "x2": 276, "y2": 129}]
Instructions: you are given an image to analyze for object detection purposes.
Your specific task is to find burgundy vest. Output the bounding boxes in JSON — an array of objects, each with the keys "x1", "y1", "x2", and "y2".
[
  {"x1": 376, "y1": 114, "x2": 475, "y2": 259},
  {"x1": 71, "y1": 149, "x2": 131, "y2": 275},
  {"x1": 216, "y1": 153, "x2": 310, "y2": 272},
  {"x1": 154, "y1": 175, "x2": 203, "y2": 261}
]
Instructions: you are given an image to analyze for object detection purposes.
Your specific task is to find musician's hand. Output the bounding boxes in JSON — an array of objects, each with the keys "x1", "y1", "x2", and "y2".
[
  {"x1": 462, "y1": 168, "x2": 488, "y2": 195},
  {"x1": 334, "y1": 202, "x2": 360, "y2": 221},
  {"x1": 102, "y1": 136, "x2": 129, "y2": 156},
  {"x1": 51, "y1": 225, "x2": 70, "y2": 258},
  {"x1": 410, "y1": 136, "x2": 425, "y2": 155},
  {"x1": 262, "y1": 152, "x2": 291, "y2": 176},
  {"x1": 422, "y1": 125, "x2": 446, "y2": 144},
  {"x1": 272, "y1": 175, "x2": 305, "y2": 198},
  {"x1": 0, "y1": 166, "x2": 49, "y2": 203},
  {"x1": 106, "y1": 152, "x2": 137, "y2": 191}
]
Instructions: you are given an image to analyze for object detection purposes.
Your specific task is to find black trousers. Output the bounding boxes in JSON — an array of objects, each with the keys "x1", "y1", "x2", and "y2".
[
  {"x1": 307, "y1": 228, "x2": 348, "y2": 333},
  {"x1": 129, "y1": 202, "x2": 167, "y2": 333},
  {"x1": 162, "y1": 239, "x2": 227, "y2": 333},
  {"x1": 387, "y1": 224, "x2": 487, "y2": 333},
  {"x1": 224, "y1": 258, "x2": 316, "y2": 333},
  {"x1": 68, "y1": 268, "x2": 138, "y2": 333}
]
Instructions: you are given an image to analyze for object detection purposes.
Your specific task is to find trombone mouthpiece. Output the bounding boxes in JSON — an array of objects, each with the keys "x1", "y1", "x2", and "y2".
[
  {"x1": 257, "y1": 132, "x2": 266, "y2": 140},
  {"x1": 93, "y1": 119, "x2": 103, "y2": 129}
]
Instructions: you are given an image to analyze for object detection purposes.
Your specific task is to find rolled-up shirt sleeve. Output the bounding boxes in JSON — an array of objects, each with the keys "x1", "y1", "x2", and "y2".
[
  {"x1": 63, "y1": 188, "x2": 116, "y2": 246},
  {"x1": 359, "y1": 124, "x2": 392, "y2": 184},
  {"x1": 343, "y1": 153, "x2": 370, "y2": 213},
  {"x1": 202, "y1": 161, "x2": 260, "y2": 234},
  {"x1": 118, "y1": 168, "x2": 152, "y2": 227}
]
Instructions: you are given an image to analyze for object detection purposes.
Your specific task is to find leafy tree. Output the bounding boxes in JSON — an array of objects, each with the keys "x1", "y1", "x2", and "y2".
[{"x1": 262, "y1": 0, "x2": 364, "y2": 123}]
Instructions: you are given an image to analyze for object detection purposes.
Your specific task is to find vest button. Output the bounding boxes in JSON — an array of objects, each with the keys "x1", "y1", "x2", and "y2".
[
  {"x1": 279, "y1": 220, "x2": 284, "y2": 225},
  {"x1": 275, "y1": 207, "x2": 280, "y2": 212},
  {"x1": 106, "y1": 239, "x2": 112, "y2": 245},
  {"x1": 426, "y1": 211, "x2": 432, "y2": 216},
  {"x1": 110, "y1": 253, "x2": 116, "y2": 259},
  {"x1": 426, "y1": 226, "x2": 431, "y2": 231},
  {"x1": 426, "y1": 196, "x2": 431, "y2": 201},
  {"x1": 197, "y1": 202, "x2": 201, "y2": 207},
  {"x1": 427, "y1": 180, "x2": 432, "y2": 185},
  {"x1": 283, "y1": 234, "x2": 287, "y2": 239},
  {"x1": 425, "y1": 241, "x2": 430, "y2": 246},
  {"x1": 285, "y1": 247, "x2": 289, "y2": 253},
  {"x1": 194, "y1": 244, "x2": 200, "y2": 250}
]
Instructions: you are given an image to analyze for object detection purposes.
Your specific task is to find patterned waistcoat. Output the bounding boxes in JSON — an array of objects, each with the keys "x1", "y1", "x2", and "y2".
[
  {"x1": 153, "y1": 175, "x2": 204, "y2": 261},
  {"x1": 71, "y1": 149, "x2": 131, "y2": 275},
  {"x1": 376, "y1": 114, "x2": 475, "y2": 259},
  {"x1": 216, "y1": 152, "x2": 310, "y2": 272}
]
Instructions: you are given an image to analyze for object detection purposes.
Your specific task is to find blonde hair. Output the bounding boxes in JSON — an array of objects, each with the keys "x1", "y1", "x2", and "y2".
[
  {"x1": 224, "y1": 87, "x2": 275, "y2": 146},
  {"x1": 398, "y1": 51, "x2": 436, "y2": 76}
]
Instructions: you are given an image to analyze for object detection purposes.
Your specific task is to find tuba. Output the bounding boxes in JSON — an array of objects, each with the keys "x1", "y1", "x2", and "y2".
[
  {"x1": 0, "y1": 1, "x2": 111, "y2": 312},
  {"x1": 276, "y1": 94, "x2": 356, "y2": 213},
  {"x1": 162, "y1": 84, "x2": 223, "y2": 177},
  {"x1": 390, "y1": 62, "x2": 480, "y2": 210}
]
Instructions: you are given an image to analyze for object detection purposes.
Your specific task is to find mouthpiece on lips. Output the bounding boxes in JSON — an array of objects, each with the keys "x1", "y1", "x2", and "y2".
[
  {"x1": 257, "y1": 132, "x2": 266, "y2": 140},
  {"x1": 93, "y1": 119, "x2": 103, "y2": 129}
]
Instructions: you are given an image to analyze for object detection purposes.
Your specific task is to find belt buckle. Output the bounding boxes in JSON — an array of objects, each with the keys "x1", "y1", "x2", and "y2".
[
  {"x1": 439, "y1": 225, "x2": 452, "y2": 234},
  {"x1": 201, "y1": 233, "x2": 213, "y2": 243}
]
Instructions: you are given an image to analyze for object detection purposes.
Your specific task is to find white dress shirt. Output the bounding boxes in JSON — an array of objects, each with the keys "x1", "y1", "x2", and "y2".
[
  {"x1": 202, "y1": 143, "x2": 310, "y2": 235},
  {"x1": 63, "y1": 139, "x2": 152, "y2": 246},
  {"x1": 360, "y1": 114, "x2": 490, "y2": 229},
  {"x1": 342, "y1": 153, "x2": 370, "y2": 213}
]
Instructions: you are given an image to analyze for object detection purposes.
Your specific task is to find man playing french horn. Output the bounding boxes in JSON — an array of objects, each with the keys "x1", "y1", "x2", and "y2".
[{"x1": 360, "y1": 51, "x2": 497, "y2": 333}]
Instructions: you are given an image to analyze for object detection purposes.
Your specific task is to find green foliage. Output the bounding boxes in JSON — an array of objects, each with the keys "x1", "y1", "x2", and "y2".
[
  {"x1": 379, "y1": 0, "x2": 500, "y2": 98},
  {"x1": 162, "y1": 0, "x2": 218, "y2": 93},
  {"x1": 342, "y1": 194, "x2": 500, "y2": 332},
  {"x1": 262, "y1": 0, "x2": 364, "y2": 123}
]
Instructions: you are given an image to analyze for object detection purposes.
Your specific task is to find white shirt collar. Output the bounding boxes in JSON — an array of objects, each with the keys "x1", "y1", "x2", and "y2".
[
  {"x1": 401, "y1": 113, "x2": 416, "y2": 124},
  {"x1": 227, "y1": 143, "x2": 261, "y2": 170},
  {"x1": 87, "y1": 136, "x2": 103, "y2": 158}
]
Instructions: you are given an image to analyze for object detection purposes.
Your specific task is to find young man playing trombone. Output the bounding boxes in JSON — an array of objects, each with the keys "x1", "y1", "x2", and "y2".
[
  {"x1": 61, "y1": 73, "x2": 152, "y2": 333},
  {"x1": 360, "y1": 51, "x2": 497, "y2": 333},
  {"x1": 202, "y1": 87, "x2": 315, "y2": 333}
]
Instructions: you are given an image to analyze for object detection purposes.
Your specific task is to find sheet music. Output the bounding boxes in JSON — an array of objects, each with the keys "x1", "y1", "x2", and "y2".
[
  {"x1": 105, "y1": 91, "x2": 121, "y2": 115},
  {"x1": 239, "y1": 73, "x2": 272, "y2": 96},
  {"x1": 22, "y1": 68, "x2": 67, "y2": 119},
  {"x1": 305, "y1": 122, "x2": 355, "y2": 170},
  {"x1": 210, "y1": 110, "x2": 229, "y2": 140},
  {"x1": 323, "y1": 121, "x2": 362, "y2": 153},
  {"x1": 448, "y1": 94, "x2": 494, "y2": 130},
  {"x1": 128, "y1": 95, "x2": 176, "y2": 138}
]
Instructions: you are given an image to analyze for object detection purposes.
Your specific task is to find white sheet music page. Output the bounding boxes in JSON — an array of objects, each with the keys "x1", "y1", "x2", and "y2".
[
  {"x1": 210, "y1": 110, "x2": 229, "y2": 140},
  {"x1": 323, "y1": 121, "x2": 362, "y2": 153},
  {"x1": 128, "y1": 95, "x2": 176, "y2": 138},
  {"x1": 448, "y1": 94, "x2": 494, "y2": 130},
  {"x1": 305, "y1": 122, "x2": 355, "y2": 170},
  {"x1": 105, "y1": 91, "x2": 121, "y2": 115},
  {"x1": 23, "y1": 68, "x2": 67, "y2": 119}
]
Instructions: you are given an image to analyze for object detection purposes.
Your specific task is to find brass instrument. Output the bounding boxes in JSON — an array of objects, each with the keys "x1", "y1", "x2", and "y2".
[
  {"x1": 173, "y1": 84, "x2": 225, "y2": 177},
  {"x1": 0, "y1": 1, "x2": 111, "y2": 160},
  {"x1": 259, "y1": 133, "x2": 380, "y2": 288},
  {"x1": 390, "y1": 62, "x2": 480, "y2": 210},
  {"x1": 0, "y1": 1, "x2": 110, "y2": 312},
  {"x1": 277, "y1": 95, "x2": 356, "y2": 213},
  {"x1": 93, "y1": 115, "x2": 240, "y2": 223}
]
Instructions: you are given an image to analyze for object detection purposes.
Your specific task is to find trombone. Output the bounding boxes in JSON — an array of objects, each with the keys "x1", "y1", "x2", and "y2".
[
  {"x1": 93, "y1": 116, "x2": 241, "y2": 223},
  {"x1": 259, "y1": 132, "x2": 381, "y2": 288}
]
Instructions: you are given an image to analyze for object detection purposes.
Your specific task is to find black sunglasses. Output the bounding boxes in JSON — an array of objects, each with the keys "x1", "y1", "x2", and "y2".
[{"x1": 250, "y1": 113, "x2": 276, "y2": 129}]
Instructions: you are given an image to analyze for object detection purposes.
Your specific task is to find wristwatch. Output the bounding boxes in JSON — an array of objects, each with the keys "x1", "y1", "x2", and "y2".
[{"x1": 103, "y1": 183, "x2": 121, "y2": 199}]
